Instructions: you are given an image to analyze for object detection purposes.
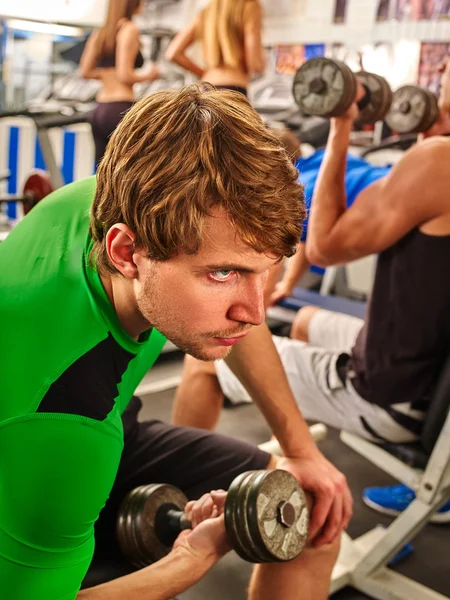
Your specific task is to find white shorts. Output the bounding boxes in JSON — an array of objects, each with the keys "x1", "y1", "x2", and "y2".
[{"x1": 215, "y1": 310, "x2": 419, "y2": 443}]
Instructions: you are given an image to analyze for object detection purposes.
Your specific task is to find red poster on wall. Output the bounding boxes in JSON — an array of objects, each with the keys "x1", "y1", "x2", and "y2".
[
  {"x1": 418, "y1": 42, "x2": 450, "y2": 94},
  {"x1": 275, "y1": 45, "x2": 305, "y2": 75},
  {"x1": 434, "y1": 0, "x2": 450, "y2": 17},
  {"x1": 396, "y1": 0, "x2": 436, "y2": 20}
]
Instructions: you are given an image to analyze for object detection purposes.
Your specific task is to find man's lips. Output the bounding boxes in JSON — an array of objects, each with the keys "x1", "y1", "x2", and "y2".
[{"x1": 212, "y1": 332, "x2": 249, "y2": 346}]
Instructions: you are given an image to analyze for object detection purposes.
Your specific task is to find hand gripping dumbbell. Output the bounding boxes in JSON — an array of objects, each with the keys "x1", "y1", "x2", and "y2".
[
  {"x1": 0, "y1": 170, "x2": 53, "y2": 215},
  {"x1": 292, "y1": 57, "x2": 393, "y2": 124},
  {"x1": 116, "y1": 469, "x2": 309, "y2": 568},
  {"x1": 385, "y1": 85, "x2": 439, "y2": 134}
]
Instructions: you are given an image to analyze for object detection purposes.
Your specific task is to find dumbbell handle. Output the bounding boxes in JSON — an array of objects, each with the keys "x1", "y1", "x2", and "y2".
[
  {"x1": 154, "y1": 504, "x2": 193, "y2": 547},
  {"x1": 159, "y1": 498, "x2": 297, "y2": 547},
  {"x1": 357, "y1": 83, "x2": 372, "y2": 111},
  {"x1": 166, "y1": 508, "x2": 192, "y2": 532}
]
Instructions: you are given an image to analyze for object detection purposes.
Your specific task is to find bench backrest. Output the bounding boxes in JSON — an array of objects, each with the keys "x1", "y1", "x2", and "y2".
[{"x1": 421, "y1": 354, "x2": 450, "y2": 454}]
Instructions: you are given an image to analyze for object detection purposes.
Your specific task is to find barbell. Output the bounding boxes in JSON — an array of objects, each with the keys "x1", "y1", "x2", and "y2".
[{"x1": 0, "y1": 170, "x2": 53, "y2": 215}]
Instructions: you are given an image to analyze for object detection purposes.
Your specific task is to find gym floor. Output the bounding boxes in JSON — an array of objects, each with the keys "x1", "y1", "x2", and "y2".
[{"x1": 138, "y1": 375, "x2": 450, "y2": 600}]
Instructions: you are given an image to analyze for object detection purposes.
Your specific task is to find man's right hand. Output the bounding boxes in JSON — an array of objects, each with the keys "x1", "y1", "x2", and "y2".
[
  {"x1": 173, "y1": 491, "x2": 232, "y2": 563},
  {"x1": 268, "y1": 280, "x2": 293, "y2": 306}
]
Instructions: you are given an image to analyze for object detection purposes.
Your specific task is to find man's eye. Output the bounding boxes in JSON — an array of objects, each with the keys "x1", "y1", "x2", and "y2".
[{"x1": 210, "y1": 270, "x2": 234, "y2": 281}]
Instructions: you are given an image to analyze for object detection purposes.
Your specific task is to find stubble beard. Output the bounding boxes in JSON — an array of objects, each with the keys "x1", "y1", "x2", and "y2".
[{"x1": 136, "y1": 276, "x2": 235, "y2": 361}]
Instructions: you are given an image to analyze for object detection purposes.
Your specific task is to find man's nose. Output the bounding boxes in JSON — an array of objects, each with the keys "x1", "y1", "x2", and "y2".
[{"x1": 227, "y1": 279, "x2": 266, "y2": 326}]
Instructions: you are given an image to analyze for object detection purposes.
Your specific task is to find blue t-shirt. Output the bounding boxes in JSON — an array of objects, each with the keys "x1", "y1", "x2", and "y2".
[{"x1": 296, "y1": 149, "x2": 392, "y2": 274}]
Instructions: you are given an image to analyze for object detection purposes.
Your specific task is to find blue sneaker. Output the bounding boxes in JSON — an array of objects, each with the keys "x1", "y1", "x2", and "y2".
[{"x1": 363, "y1": 484, "x2": 450, "y2": 524}]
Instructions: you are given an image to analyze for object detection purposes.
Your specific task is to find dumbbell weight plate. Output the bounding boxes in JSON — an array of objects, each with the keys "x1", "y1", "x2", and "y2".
[
  {"x1": 139, "y1": 483, "x2": 189, "y2": 564},
  {"x1": 292, "y1": 57, "x2": 356, "y2": 118},
  {"x1": 225, "y1": 471, "x2": 267, "y2": 563},
  {"x1": 116, "y1": 485, "x2": 148, "y2": 569},
  {"x1": 385, "y1": 85, "x2": 439, "y2": 133},
  {"x1": 422, "y1": 88, "x2": 440, "y2": 131},
  {"x1": 244, "y1": 470, "x2": 309, "y2": 562},
  {"x1": 117, "y1": 483, "x2": 189, "y2": 567},
  {"x1": 22, "y1": 170, "x2": 53, "y2": 214},
  {"x1": 229, "y1": 470, "x2": 284, "y2": 563},
  {"x1": 355, "y1": 72, "x2": 393, "y2": 124},
  {"x1": 130, "y1": 484, "x2": 167, "y2": 567},
  {"x1": 120, "y1": 484, "x2": 157, "y2": 569}
]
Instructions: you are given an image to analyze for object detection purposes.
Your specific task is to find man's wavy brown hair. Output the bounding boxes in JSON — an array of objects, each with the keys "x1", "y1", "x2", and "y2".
[{"x1": 91, "y1": 84, "x2": 305, "y2": 273}]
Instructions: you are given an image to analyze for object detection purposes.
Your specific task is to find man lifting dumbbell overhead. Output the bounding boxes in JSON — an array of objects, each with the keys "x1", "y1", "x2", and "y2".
[
  {"x1": 263, "y1": 127, "x2": 392, "y2": 308},
  {"x1": 173, "y1": 56, "x2": 450, "y2": 520},
  {"x1": 0, "y1": 85, "x2": 349, "y2": 600}
]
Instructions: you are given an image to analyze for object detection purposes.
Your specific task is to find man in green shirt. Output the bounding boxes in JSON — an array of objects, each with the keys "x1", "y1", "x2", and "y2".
[{"x1": 0, "y1": 85, "x2": 350, "y2": 600}]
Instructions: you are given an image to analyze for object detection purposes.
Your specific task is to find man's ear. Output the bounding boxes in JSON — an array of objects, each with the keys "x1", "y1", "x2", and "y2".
[{"x1": 105, "y1": 224, "x2": 138, "y2": 279}]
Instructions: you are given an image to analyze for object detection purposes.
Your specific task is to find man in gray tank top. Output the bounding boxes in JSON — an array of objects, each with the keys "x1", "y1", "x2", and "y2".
[{"x1": 174, "y1": 57, "x2": 450, "y2": 521}]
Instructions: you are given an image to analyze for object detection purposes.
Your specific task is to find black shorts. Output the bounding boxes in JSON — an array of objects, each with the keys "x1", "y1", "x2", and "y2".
[{"x1": 93, "y1": 397, "x2": 270, "y2": 559}]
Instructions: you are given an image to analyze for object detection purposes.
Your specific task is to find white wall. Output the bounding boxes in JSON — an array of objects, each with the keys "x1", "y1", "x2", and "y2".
[
  {"x1": 262, "y1": 0, "x2": 450, "y2": 46},
  {"x1": 3, "y1": 0, "x2": 449, "y2": 45},
  {"x1": 0, "y1": 0, "x2": 108, "y2": 26}
]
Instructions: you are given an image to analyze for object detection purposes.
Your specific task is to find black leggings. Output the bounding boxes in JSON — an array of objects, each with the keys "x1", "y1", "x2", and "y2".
[
  {"x1": 91, "y1": 397, "x2": 269, "y2": 562},
  {"x1": 90, "y1": 101, "x2": 134, "y2": 166}
]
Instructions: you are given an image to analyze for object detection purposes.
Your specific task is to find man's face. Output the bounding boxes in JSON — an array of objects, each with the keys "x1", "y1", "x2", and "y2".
[
  {"x1": 134, "y1": 209, "x2": 278, "y2": 361},
  {"x1": 438, "y1": 56, "x2": 450, "y2": 112}
]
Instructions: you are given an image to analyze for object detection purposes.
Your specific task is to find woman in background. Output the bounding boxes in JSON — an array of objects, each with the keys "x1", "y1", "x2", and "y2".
[
  {"x1": 165, "y1": 0, "x2": 265, "y2": 97},
  {"x1": 80, "y1": 0, "x2": 160, "y2": 164}
]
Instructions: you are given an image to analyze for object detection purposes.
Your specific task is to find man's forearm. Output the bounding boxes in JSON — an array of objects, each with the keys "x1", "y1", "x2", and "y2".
[
  {"x1": 307, "y1": 120, "x2": 352, "y2": 261},
  {"x1": 281, "y1": 243, "x2": 310, "y2": 290},
  {"x1": 78, "y1": 547, "x2": 213, "y2": 600},
  {"x1": 225, "y1": 324, "x2": 319, "y2": 458}
]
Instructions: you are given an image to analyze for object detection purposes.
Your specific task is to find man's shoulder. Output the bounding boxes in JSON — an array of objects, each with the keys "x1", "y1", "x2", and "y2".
[
  {"x1": 43, "y1": 176, "x2": 96, "y2": 208},
  {"x1": 409, "y1": 135, "x2": 450, "y2": 161},
  {"x1": 385, "y1": 136, "x2": 450, "y2": 186}
]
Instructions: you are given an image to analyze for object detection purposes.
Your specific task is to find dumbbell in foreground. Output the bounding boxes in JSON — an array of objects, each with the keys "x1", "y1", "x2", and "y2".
[
  {"x1": 0, "y1": 170, "x2": 53, "y2": 215},
  {"x1": 116, "y1": 469, "x2": 309, "y2": 568},
  {"x1": 292, "y1": 57, "x2": 393, "y2": 124}
]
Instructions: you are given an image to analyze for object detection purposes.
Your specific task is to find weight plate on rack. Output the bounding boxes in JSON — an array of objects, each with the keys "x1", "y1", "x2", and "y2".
[{"x1": 22, "y1": 170, "x2": 53, "y2": 214}]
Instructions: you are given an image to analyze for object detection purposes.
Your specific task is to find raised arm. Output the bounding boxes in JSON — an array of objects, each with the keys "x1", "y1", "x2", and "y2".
[
  {"x1": 306, "y1": 118, "x2": 450, "y2": 267},
  {"x1": 268, "y1": 242, "x2": 310, "y2": 306},
  {"x1": 243, "y1": 0, "x2": 266, "y2": 76},
  {"x1": 165, "y1": 18, "x2": 205, "y2": 78},
  {"x1": 116, "y1": 22, "x2": 160, "y2": 85},
  {"x1": 79, "y1": 31, "x2": 103, "y2": 80},
  {"x1": 224, "y1": 323, "x2": 352, "y2": 545}
]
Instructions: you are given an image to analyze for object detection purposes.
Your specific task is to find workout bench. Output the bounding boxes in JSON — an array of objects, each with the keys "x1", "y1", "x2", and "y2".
[
  {"x1": 267, "y1": 285, "x2": 367, "y2": 325},
  {"x1": 331, "y1": 354, "x2": 450, "y2": 599}
]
